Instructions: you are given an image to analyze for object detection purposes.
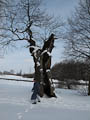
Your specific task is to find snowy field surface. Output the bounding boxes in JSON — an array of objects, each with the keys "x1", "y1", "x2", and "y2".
[{"x1": 0, "y1": 75, "x2": 90, "y2": 120}]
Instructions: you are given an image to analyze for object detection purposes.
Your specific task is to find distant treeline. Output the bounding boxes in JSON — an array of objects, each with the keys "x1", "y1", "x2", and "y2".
[
  {"x1": 0, "y1": 60, "x2": 89, "y2": 82},
  {"x1": 0, "y1": 70, "x2": 22, "y2": 76},
  {"x1": 0, "y1": 70, "x2": 34, "y2": 78},
  {"x1": 51, "y1": 60, "x2": 89, "y2": 81}
]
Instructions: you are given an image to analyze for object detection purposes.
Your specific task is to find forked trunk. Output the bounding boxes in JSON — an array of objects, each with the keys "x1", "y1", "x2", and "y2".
[{"x1": 28, "y1": 33, "x2": 56, "y2": 97}]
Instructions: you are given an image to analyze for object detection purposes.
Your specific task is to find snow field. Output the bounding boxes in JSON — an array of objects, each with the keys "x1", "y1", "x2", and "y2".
[{"x1": 0, "y1": 75, "x2": 90, "y2": 120}]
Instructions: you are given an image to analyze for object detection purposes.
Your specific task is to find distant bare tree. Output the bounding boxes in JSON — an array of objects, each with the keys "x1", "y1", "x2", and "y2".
[
  {"x1": 65, "y1": 0, "x2": 90, "y2": 95},
  {"x1": 0, "y1": 0, "x2": 8, "y2": 17},
  {"x1": 0, "y1": 0, "x2": 63, "y2": 97},
  {"x1": 0, "y1": 0, "x2": 8, "y2": 57}
]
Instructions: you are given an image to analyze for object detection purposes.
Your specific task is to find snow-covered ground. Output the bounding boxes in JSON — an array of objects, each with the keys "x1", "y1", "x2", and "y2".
[
  {"x1": 0, "y1": 74, "x2": 33, "y2": 81},
  {"x1": 0, "y1": 75, "x2": 90, "y2": 120}
]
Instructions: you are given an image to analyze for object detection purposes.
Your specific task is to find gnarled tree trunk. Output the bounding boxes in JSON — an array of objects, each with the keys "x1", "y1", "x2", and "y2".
[
  {"x1": 28, "y1": 32, "x2": 56, "y2": 97},
  {"x1": 40, "y1": 34, "x2": 56, "y2": 97}
]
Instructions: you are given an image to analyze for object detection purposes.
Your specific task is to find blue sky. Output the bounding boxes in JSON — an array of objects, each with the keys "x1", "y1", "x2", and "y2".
[
  {"x1": 45, "y1": 0, "x2": 79, "y2": 17},
  {"x1": 0, "y1": 0, "x2": 79, "y2": 74}
]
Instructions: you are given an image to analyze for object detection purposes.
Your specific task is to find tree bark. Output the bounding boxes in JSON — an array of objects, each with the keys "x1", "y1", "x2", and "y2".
[
  {"x1": 40, "y1": 34, "x2": 56, "y2": 97},
  {"x1": 28, "y1": 33, "x2": 56, "y2": 97},
  {"x1": 88, "y1": 80, "x2": 90, "y2": 95}
]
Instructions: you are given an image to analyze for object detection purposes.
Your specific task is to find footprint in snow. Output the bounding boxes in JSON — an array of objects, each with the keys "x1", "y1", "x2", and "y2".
[
  {"x1": 25, "y1": 108, "x2": 29, "y2": 113},
  {"x1": 17, "y1": 113, "x2": 23, "y2": 120}
]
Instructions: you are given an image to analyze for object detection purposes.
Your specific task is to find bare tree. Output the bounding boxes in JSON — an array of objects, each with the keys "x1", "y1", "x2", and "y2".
[
  {"x1": 65, "y1": 0, "x2": 90, "y2": 95},
  {"x1": 0, "y1": 0, "x2": 8, "y2": 18},
  {"x1": 0, "y1": 0, "x2": 63, "y2": 97},
  {"x1": 0, "y1": 0, "x2": 8, "y2": 57},
  {"x1": 0, "y1": 0, "x2": 7, "y2": 9}
]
